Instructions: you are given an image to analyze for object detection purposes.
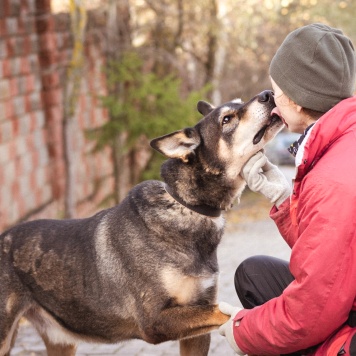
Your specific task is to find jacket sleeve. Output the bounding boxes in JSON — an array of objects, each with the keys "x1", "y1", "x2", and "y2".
[
  {"x1": 233, "y1": 172, "x2": 356, "y2": 355},
  {"x1": 270, "y1": 198, "x2": 299, "y2": 248}
]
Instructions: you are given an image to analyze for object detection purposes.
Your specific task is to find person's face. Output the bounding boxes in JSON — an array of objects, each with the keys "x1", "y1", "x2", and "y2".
[{"x1": 270, "y1": 77, "x2": 313, "y2": 134}]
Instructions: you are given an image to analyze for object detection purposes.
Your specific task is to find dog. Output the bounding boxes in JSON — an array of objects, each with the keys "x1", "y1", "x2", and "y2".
[{"x1": 0, "y1": 90, "x2": 283, "y2": 356}]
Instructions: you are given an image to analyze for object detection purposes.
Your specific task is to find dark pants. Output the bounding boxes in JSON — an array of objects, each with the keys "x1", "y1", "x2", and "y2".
[
  {"x1": 234, "y1": 255, "x2": 293, "y2": 309},
  {"x1": 234, "y1": 255, "x2": 356, "y2": 356}
]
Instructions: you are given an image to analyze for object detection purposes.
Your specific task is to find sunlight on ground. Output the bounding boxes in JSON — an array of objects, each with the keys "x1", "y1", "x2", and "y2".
[{"x1": 225, "y1": 189, "x2": 272, "y2": 229}]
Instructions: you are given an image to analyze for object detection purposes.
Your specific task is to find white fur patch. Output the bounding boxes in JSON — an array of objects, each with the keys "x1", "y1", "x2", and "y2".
[
  {"x1": 5, "y1": 293, "x2": 17, "y2": 314},
  {"x1": 161, "y1": 267, "x2": 217, "y2": 305},
  {"x1": 211, "y1": 215, "x2": 225, "y2": 230},
  {"x1": 28, "y1": 307, "x2": 80, "y2": 346},
  {"x1": 94, "y1": 215, "x2": 119, "y2": 281}
]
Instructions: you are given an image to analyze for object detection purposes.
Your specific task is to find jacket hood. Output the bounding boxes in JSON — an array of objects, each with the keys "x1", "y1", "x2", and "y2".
[{"x1": 296, "y1": 96, "x2": 356, "y2": 179}]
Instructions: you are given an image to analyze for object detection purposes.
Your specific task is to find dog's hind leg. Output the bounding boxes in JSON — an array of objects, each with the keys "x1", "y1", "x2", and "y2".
[
  {"x1": 0, "y1": 290, "x2": 28, "y2": 356},
  {"x1": 0, "y1": 312, "x2": 23, "y2": 356},
  {"x1": 179, "y1": 334, "x2": 210, "y2": 356},
  {"x1": 25, "y1": 308, "x2": 78, "y2": 356},
  {"x1": 39, "y1": 333, "x2": 77, "y2": 356}
]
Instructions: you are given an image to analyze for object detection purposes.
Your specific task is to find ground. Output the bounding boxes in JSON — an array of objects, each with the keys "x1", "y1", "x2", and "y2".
[{"x1": 10, "y1": 167, "x2": 294, "y2": 356}]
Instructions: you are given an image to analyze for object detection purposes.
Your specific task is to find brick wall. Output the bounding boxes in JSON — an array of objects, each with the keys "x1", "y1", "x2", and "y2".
[{"x1": 0, "y1": 0, "x2": 114, "y2": 231}]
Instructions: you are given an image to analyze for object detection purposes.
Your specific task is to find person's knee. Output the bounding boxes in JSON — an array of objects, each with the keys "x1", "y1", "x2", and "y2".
[
  {"x1": 234, "y1": 255, "x2": 268, "y2": 307},
  {"x1": 234, "y1": 255, "x2": 267, "y2": 290},
  {"x1": 234, "y1": 255, "x2": 292, "y2": 308}
]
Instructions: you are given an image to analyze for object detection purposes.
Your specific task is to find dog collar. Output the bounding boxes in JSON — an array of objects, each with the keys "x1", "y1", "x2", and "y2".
[{"x1": 164, "y1": 184, "x2": 222, "y2": 218}]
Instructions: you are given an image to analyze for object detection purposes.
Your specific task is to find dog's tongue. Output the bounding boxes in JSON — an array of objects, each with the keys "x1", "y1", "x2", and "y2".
[
  {"x1": 271, "y1": 107, "x2": 287, "y2": 126},
  {"x1": 271, "y1": 107, "x2": 281, "y2": 117}
]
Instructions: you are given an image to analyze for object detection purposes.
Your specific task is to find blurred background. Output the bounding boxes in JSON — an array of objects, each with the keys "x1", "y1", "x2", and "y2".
[{"x1": 1, "y1": 0, "x2": 355, "y2": 230}]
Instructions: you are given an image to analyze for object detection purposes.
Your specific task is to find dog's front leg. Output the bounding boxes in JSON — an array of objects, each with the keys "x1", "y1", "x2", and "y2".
[
  {"x1": 143, "y1": 304, "x2": 229, "y2": 344},
  {"x1": 179, "y1": 334, "x2": 210, "y2": 356}
]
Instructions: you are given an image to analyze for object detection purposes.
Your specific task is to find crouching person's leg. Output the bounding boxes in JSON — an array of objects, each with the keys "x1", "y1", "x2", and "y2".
[
  {"x1": 234, "y1": 255, "x2": 294, "y2": 309},
  {"x1": 234, "y1": 255, "x2": 303, "y2": 356}
]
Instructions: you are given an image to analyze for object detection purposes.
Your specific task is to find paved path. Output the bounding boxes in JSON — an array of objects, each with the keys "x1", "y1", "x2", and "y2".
[{"x1": 10, "y1": 167, "x2": 295, "y2": 356}]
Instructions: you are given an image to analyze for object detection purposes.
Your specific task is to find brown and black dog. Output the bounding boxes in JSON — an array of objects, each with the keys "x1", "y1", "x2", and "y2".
[{"x1": 0, "y1": 90, "x2": 283, "y2": 356}]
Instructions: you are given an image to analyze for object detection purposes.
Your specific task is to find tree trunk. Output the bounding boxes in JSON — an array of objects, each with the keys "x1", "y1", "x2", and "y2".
[
  {"x1": 63, "y1": 0, "x2": 87, "y2": 218},
  {"x1": 106, "y1": 0, "x2": 133, "y2": 203},
  {"x1": 211, "y1": 3, "x2": 228, "y2": 106}
]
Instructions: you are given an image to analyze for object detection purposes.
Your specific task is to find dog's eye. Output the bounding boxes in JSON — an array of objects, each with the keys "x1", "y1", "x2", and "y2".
[{"x1": 222, "y1": 115, "x2": 232, "y2": 125}]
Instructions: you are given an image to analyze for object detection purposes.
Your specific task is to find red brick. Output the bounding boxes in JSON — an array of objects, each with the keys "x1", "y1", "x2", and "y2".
[
  {"x1": 19, "y1": 114, "x2": 33, "y2": 135},
  {"x1": 17, "y1": 73, "x2": 37, "y2": 95},
  {"x1": 21, "y1": 36, "x2": 33, "y2": 55},
  {"x1": 0, "y1": 42, "x2": 5, "y2": 61},
  {"x1": 41, "y1": 88, "x2": 62, "y2": 106},
  {"x1": 56, "y1": 49, "x2": 70, "y2": 65},
  {"x1": 6, "y1": 17, "x2": 18, "y2": 35},
  {"x1": 38, "y1": 50, "x2": 58, "y2": 66},
  {"x1": 31, "y1": 149, "x2": 39, "y2": 167},
  {"x1": 29, "y1": 54, "x2": 40, "y2": 73},
  {"x1": 20, "y1": 56, "x2": 31, "y2": 75},
  {"x1": 26, "y1": 74, "x2": 36, "y2": 92},
  {"x1": 12, "y1": 116, "x2": 19, "y2": 135},
  {"x1": 17, "y1": 16, "x2": 27, "y2": 35},
  {"x1": 0, "y1": 119, "x2": 13, "y2": 142},
  {"x1": 35, "y1": 15, "x2": 54, "y2": 33},
  {"x1": 33, "y1": 111, "x2": 45, "y2": 131},
  {"x1": 11, "y1": 179, "x2": 20, "y2": 199},
  {"x1": 0, "y1": 167, "x2": 4, "y2": 185},
  {"x1": 7, "y1": 141, "x2": 17, "y2": 161},
  {"x1": 0, "y1": 19, "x2": 6, "y2": 35},
  {"x1": 28, "y1": 92, "x2": 42, "y2": 111},
  {"x1": 23, "y1": 17, "x2": 36, "y2": 37},
  {"x1": 9, "y1": 77, "x2": 18, "y2": 96},
  {"x1": 13, "y1": 96, "x2": 26, "y2": 117},
  {"x1": 8, "y1": 0, "x2": 21, "y2": 17},
  {"x1": 4, "y1": 98, "x2": 14, "y2": 119},
  {"x1": 24, "y1": 95, "x2": 31, "y2": 112},
  {"x1": 42, "y1": 72, "x2": 60, "y2": 89},
  {"x1": 35, "y1": 0, "x2": 52, "y2": 16},
  {"x1": 5, "y1": 37, "x2": 15, "y2": 56},
  {"x1": 0, "y1": 79, "x2": 10, "y2": 100},
  {"x1": 49, "y1": 126, "x2": 62, "y2": 145},
  {"x1": 14, "y1": 135, "x2": 28, "y2": 157},
  {"x1": 2, "y1": 58, "x2": 12, "y2": 77},
  {"x1": 25, "y1": 0, "x2": 36, "y2": 14},
  {"x1": 39, "y1": 32, "x2": 57, "y2": 51},
  {"x1": 45, "y1": 105, "x2": 62, "y2": 122}
]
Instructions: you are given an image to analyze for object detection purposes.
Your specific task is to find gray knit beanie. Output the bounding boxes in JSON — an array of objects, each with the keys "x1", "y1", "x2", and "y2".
[{"x1": 270, "y1": 23, "x2": 356, "y2": 112}]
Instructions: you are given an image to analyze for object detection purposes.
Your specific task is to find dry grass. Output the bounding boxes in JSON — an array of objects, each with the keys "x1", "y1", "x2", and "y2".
[{"x1": 225, "y1": 189, "x2": 272, "y2": 231}]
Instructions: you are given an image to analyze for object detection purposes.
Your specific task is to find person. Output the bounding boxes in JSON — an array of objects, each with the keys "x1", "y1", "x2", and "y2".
[{"x1": 218, "y1": 23, "x2": 356, "y2": 355}]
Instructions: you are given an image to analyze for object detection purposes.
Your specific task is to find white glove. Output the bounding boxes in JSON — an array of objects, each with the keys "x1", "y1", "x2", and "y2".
[
  {"x1": 242, "y1": 151, "x2": 291, "y2": 207},
  {"x1": 218, "y1": 302, "x2": 245, "y2": 355}
]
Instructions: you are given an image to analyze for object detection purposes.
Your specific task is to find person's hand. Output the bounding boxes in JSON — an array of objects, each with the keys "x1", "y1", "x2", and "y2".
[
  {"x1": 242, "y1": 151, "x2": 291, "y2": 207},
  {"x1": 218, "y1": 302, "x2": 245, "y2": 355}
]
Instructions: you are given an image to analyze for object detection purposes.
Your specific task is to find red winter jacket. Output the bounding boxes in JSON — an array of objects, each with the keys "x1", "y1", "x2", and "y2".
[{"x1": 233, "y1": 97, "x2": 356, "y2": 355}]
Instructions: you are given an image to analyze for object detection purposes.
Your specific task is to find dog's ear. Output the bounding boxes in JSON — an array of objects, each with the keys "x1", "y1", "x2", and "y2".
[
  {"x1": 150, "y1": 128, "x2": 200, "y2": 163},
  {"x1": 197, "y1": 100, "x2": 214, "y2": 116}
]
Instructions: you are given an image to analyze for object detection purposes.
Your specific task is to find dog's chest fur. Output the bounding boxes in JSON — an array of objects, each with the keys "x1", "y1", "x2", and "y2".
[
  {"x1": 92, "y1": 180, "x2": 224, "y2": 309},
  {"x1": 160, "y1": 267, "x2": 218, "y2": 305}
]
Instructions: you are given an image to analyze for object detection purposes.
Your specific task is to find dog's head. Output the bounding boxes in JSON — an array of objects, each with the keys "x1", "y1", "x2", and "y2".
[
  {"x1": 150, "y1": 90, "x2": 284, "y2": 209},
  {"x1": 151, "y1": 90, "x2": 283, "y2": 178}
]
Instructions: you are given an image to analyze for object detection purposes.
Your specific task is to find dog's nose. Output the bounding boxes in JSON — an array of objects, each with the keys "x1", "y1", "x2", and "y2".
[{"x1": 257, "y1": 90, "x2": 274, "y2": 103}]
